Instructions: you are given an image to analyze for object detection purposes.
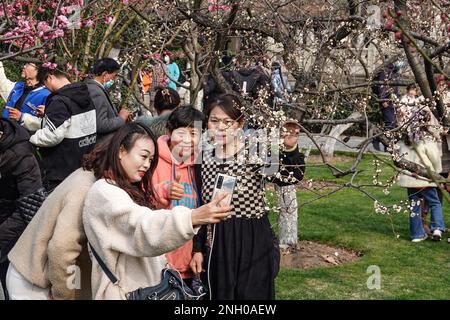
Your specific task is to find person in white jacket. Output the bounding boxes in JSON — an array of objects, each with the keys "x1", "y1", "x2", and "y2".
[
  {"x1": 0, "y1": 61, "x2": 15, "y2": 100},
  {"x1": 395, "y1": 86, "x2": 446, "y2": 242},
  {"x1": 82, "y1": 123, "x2": 232, "y2": 300}
]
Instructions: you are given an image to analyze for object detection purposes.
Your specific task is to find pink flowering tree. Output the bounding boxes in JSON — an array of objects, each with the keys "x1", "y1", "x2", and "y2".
[{"x1": 0, "y1": 0, "x2": 168, "y2": 109}]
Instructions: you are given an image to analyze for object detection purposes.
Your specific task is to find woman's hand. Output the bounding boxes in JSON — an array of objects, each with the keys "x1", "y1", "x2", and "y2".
[
  {"x1": 189, "y1": 252, "x2": 204, "y2": 276},
  {"x1": 169, "y1": 175, "x2": 184, "y2": 200},
  {"x1": 191, "y1": 193, "x2": 232, "y2": 226}
]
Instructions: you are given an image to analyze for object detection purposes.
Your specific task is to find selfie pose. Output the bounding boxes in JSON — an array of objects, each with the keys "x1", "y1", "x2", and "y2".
[
  {"x1": 191, "y1": 94, "x2": 305, "y2": 300},
  {"x1": 82, "y1": 123, "x2": 232, "y2": 300}
]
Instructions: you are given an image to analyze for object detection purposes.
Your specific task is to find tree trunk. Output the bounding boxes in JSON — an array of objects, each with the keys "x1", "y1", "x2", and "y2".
[
  {"x1": 394, "y1": 0, "x2": 433, "y2": 101},
  {"x1": 322, "y1": 111, "x2": 362, "y2": 159},
  {"x1": 276, "y1": 185, "x2": 298, "y2": 247}
]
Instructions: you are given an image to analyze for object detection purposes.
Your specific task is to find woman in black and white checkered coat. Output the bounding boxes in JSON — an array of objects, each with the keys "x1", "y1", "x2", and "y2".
[{"x1": 190, "y1": 94, "x2": 305, "y2": 300}]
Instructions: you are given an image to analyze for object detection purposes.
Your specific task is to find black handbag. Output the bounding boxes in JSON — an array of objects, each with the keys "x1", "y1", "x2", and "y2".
[
  {"x1": 89, "y1": 243, "x2": 204, "y2": 300},
  {"x1": 126, "y1": 268, "x2": 193, "y2": 300}
]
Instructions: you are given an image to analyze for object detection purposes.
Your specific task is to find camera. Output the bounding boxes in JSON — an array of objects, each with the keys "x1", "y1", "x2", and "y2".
[{"x1": 216, "y1": 175, "x2": 224, "y2": 189}]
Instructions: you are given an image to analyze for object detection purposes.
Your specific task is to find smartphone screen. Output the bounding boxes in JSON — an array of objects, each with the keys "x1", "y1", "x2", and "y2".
[
  {"x1": 26, "y1": 101, "x2": 38, "y2": 111},
  {"x1": 212, "y1": 173, "x2": 237, "y2": 206}
]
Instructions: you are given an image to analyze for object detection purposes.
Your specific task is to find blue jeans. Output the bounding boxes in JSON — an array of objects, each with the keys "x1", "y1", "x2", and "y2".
[{"x1": 407, "y1": 188, "x2": 445, "y2": 239}]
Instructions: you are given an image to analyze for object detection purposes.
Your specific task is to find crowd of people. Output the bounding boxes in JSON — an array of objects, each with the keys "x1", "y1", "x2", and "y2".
[
  {"x1": 0, "y1": 53, "x2": 448, "y2": 300},
  {"x1": 0, "y1": 55, "x2": 305, "y2": 300}
]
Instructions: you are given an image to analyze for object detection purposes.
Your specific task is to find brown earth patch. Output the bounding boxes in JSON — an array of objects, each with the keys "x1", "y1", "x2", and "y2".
[
  {"x1": 280, "y1": 241, "x2": 362, "y2": 269},
  {"x1": 306, "y1": 154, "x2": 355, "y2": 164}
]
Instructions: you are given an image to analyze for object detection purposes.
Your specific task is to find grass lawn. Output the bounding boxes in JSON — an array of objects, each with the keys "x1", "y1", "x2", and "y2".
[{"x1": 269, "y1": 152, "x2": 450, "y2": 300}]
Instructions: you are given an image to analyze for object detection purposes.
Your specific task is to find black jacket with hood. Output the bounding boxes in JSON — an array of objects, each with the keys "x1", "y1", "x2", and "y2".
[
  {"x1": 0, "y1": 118, "x2": 45, "y2": 262},
  {"x1": 30, "y1": 82, "x2": 97, "y2": 186}
]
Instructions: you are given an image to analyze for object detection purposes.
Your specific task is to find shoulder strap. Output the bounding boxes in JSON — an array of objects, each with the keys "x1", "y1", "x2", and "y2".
[{"x1": 88, "y1": 242, "x2": 119, "y2": 285}]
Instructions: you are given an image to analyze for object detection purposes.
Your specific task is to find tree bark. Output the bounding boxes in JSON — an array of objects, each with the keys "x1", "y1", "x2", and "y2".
[{"x1": 322, "y1": 111, "x2": 362, "y2": 159}]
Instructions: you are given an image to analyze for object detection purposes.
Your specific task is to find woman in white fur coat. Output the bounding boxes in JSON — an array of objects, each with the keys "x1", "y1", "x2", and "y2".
[{"x1": 82, "y1": 123, "x2": 232, "y2": 300}]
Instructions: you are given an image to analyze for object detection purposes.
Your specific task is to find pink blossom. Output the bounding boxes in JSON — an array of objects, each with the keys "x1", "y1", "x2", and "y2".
[
  {"x1": 60, "y1": 6, "x2": 71, "y2": 15},
  {"x1": 37, "y1": 7, "x2": 45, "y2": 14},
  {"x1": 208, "y1": 4, "x2": 231, "y2": 12},
  {"x1": 122, "y1": 0, "x2": 130, "y2": 4},
  {"x1": 37, "y1": 22, "x2": 47, "y2": 31},
  {"x1": 53, "y1": 29, "x2": 65, "y2": 38},
  {"x1": 37, "y1": 21, "x2": 51, "y2": 32},
  {"x1": 57, "y1": 15, "x2": 70, "y2": 26},
  {"x1": 43, "y1": 62, "x2": 57, "y2": 70},
  {"x1": 84, "y1": 19, "x2": 94, "y2": 27},
  {"x1": 207, "y1": 0, "x2": 231, "y2": 12},
  {"x1": 105, "y1": 16, "x2": 113, "y2": 24}
]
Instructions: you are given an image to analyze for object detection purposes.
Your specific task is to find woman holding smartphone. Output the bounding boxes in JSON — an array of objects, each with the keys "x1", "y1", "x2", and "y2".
[
  {"x1": 190, "y1": 94, "x2": 305, "y2": 300},
  {"x1": 82, "y1": 123, "x2": 232, "y2": 299}
]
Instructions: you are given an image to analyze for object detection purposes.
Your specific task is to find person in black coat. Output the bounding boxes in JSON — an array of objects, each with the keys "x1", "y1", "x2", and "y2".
[
  {"x1": 86, "y1": 58, "x2": 130, "y2": 142},
  {"x1": 0, "y1": 118, "x2": 46, "y2": 299},
  {"x1": 30, "y1": 63, "x2": 97, "y2": 191}
]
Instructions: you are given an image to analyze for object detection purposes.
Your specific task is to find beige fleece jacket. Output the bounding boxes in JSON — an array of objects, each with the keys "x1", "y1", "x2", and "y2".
[
  {"x1": 396, "y1": 139, "x2": 442, "y2": 188},
  {"x1": 82, "y1": 179, "x2": 198, "y2": 300},
  {"x1": 8, "y1": 168, "x2": 96, "y2": 300}
]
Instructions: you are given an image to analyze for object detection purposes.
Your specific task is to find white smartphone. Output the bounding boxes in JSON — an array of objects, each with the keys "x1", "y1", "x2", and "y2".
[{"x1": 212, "y1": 173, "x2": 237, "y2": 207}]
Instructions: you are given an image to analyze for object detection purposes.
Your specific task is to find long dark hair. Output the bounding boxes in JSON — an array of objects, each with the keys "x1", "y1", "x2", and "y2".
[{"x1": 83, "y1": 123, "x2": 158, "y2": 207}]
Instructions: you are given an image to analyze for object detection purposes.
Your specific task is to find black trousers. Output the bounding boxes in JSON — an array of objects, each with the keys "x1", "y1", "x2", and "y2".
[
  {"x1": 0, "y1": 260, "x2": 9, "y2": 300},
  {"x1": 381, "y1": 104, "x2": 396, "y2": 130},
  {"x1": 206, "y1": 215, "x2": 278, "y2": 300}
]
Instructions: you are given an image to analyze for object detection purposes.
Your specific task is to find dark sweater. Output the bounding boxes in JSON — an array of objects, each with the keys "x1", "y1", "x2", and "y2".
[{"x1": 0, "y1": 119, "x2": 44, "y2": 262}]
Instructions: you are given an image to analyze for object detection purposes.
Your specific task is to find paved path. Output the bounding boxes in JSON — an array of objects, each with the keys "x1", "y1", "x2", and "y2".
[{"x1": 297, "y1": 133, "x2": 388, "y2": 154}]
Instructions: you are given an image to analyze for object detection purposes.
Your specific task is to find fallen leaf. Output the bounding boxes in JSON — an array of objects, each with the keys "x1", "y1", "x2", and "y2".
[{"x1": 321, "y1": 254, "x2": 339, "y2": 265}]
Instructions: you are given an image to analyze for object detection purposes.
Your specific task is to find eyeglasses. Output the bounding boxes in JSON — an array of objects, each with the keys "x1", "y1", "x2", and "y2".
[{"x1": 208, "y1": 117, "x2": 237, "y2": 128}]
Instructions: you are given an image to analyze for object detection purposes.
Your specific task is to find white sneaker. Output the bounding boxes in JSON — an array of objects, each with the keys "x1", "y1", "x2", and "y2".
[
  {"x1": 432, "y1": 230, "x2": 442, "y2": 241},
  {"x1": 411, "y1": 235, "x2": 428, "y2": 243}
]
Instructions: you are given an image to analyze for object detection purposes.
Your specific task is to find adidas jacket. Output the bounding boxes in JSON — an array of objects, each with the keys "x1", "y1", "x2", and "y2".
[{"x1": 30, "y1": 82, "x2": 97, "y2": 184}]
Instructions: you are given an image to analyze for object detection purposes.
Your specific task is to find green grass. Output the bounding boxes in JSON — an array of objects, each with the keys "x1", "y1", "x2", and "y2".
[{"x1": 269, "y1": 152, "x2": 450, "y2": 300}]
